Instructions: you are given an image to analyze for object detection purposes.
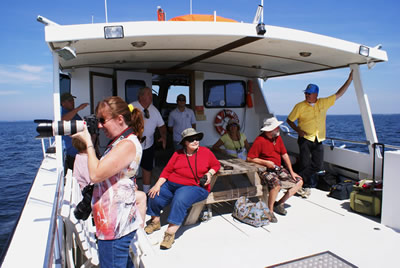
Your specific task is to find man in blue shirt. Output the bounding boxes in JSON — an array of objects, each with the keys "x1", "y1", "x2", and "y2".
[{"x1": 61, "y1": 93, "x2": 89, "y2": 170}]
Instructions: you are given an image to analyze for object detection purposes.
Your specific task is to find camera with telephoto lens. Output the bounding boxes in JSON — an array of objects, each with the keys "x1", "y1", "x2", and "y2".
[
  {"x1": 83, "y1": 115, "x2": 99, "y2": 136},
  {"x1": 34, "y1": 117, "x2": 98, "y2": 138},
  {"x1": 74, "y1": 184, "x2": 94, "y2": 220},
  {"x1": 199, "y1": 175, "x2": 207, "y2": 187}
]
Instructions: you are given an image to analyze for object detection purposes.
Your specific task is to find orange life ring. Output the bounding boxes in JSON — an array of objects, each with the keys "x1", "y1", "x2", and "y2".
[{"x1": 214, "y1": 109, "x2": 239, "y2": 136}]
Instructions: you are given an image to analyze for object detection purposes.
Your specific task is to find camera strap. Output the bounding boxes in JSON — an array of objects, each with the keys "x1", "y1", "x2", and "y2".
[
  {"x1": 103, "y1": 127, "x2": 135, "y2": 157},
  {"x1": 185, "y1": 148, "x2": 200, "y2": 184}
]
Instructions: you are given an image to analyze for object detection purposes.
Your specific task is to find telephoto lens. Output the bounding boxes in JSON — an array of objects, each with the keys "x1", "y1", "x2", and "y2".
[
  {"x1": 34, "y1": 119, "x2": 85, "y2": 138},
  {"x1": 74, "y1": 184, "x2": 94, "y2": 220}
]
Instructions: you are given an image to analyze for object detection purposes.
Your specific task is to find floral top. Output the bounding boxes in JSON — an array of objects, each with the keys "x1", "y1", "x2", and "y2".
[{"x1": 92, "y1": 133, "x2": 142, "y2": 240}]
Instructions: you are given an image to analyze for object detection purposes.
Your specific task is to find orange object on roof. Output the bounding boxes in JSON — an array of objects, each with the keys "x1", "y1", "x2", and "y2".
[{"x1": 169, "y1": 14, "x2": 237, "y2": 22}]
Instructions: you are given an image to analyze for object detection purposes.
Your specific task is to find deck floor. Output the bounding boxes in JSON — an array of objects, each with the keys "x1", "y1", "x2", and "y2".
[{"x1": 142, "y1": 187, "x2": 400, "y2": 268}]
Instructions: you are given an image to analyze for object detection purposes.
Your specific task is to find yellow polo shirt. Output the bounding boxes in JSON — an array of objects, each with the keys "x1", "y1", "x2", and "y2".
[{"x1": 287, "y1": 94, "x2": 336, "y2": 142}]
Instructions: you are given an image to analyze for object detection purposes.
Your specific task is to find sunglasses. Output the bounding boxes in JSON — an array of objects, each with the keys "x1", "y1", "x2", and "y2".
[
  {"x1": 177, "y1": 98, "x2": 186, "y2": 102},
  {"x1": 186, "y1": 136, "x2": 200, "y2": 143},
  {"x1": 98, "y1": 117, "x2": 112, "y2": 125},
  {"x1": 143, "y1": 108, "x2": 150, "y2": 119}
]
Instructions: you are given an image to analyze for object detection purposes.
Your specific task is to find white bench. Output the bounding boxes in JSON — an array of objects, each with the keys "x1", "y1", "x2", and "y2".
[
  {"x1": 60, "y1": 174, "x2": 99, "y2": 268},
  {"x1": 61, "y1": 173, "x2": 157, "y2": 267}
]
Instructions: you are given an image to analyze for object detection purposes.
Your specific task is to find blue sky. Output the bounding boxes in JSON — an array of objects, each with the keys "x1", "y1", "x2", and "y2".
[{"x1": 0, "y1": 0, "x2": 399, "y2": 121}]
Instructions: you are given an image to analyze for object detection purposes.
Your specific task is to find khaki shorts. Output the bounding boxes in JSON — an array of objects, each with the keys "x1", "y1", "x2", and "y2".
[{"x1": 258, "y1": 167, "x2": 300, "y2": 190}]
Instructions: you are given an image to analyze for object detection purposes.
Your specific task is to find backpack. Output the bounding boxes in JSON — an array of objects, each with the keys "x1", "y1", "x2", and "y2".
[{"x1": 232, "y1": 196, "x2": 270, "y2": 227}]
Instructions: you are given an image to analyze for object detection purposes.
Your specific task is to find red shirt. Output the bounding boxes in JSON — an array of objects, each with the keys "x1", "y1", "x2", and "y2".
[
  {"x1": 160, "y1": 146, "x2": 221, "y2": 192},
  {"x1": 247, "y1": 135, "x2": 287, "y2": 166}
]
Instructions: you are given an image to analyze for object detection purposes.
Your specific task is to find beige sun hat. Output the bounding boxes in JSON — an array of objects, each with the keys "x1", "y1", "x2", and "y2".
[
  {"x1": 179, "y1": 128, "x2": 204, "y2": 144},
  {"x1": 260, "y1": 117, "x2": 283, "y2": 132}
]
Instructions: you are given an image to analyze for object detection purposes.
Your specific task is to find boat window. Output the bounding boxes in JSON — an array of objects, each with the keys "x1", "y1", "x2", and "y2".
[
  {"x1": 125, "y1": 80, "x2": 146, "y2": 103},
  {"x1": 166, "y1": 85, "x2": 190, "y2": 104},
  {"x1": 203, "y1": 80, "x2": 245, "y2": 108},
  {"x1": 60, "y1": 74, "x2": 71, "y2": 96}
]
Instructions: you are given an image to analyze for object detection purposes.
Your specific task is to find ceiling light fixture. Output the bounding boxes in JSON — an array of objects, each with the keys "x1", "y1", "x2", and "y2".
[
  {"x1": 299, "y1": 52, "x2": 312, "y2": 57},
  {"x1": 56, "y1": 46, "x2": 76, "y2": 60},
  {"x1": 131, "y1": 41, "x2": 147, "y2": 48}
]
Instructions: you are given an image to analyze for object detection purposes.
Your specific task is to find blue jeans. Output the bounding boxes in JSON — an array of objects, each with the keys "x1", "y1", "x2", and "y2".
[
  {"x1": 97, "y1": 230, "x2": 136, "y2": 268},
  {"x1": 147, "y1": 181, "x2": 209, "y2": 225}
]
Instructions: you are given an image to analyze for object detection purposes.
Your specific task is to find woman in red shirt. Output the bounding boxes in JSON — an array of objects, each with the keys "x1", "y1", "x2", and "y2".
[{"x1": 145, "y1": 128, "x2": 220, "y2": 249}]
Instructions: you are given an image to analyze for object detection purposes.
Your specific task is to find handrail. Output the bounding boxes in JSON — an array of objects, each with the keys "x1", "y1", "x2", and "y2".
[
  {"x1": 282, "y1": 130, "x2": 400, "y2": 151},
  {"x1": 43, "y1": 168, "x2": 65, "y2": 267}
]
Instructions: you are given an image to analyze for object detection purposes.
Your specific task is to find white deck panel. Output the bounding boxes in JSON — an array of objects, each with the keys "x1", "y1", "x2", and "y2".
[{"x1": 144, "y1": 188, "x2": 399, "y2": 268}]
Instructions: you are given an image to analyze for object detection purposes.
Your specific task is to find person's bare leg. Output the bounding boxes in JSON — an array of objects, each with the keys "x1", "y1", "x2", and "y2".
[
  {"x1": 268, "y1": 185, "x2": 280, "y2": 212},
  {"x1": 135, "y1": 190, "x2": 147, "y2": 227},
  {"x1": 166, "y1": 224, "x2": 179, "y2": 235},
  {"x1": 142, "y1": 168, "x2": 152, "y2": 194},
  {"x1": 277, "y1": 180, "x2": 303, "y2": 205}
]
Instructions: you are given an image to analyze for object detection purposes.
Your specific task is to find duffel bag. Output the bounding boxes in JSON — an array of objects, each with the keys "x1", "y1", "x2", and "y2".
[
  {"x1": 316, "y1": 173, "x2": 338, "y2": 191},
  {"x1": 328, "y1": 180, "x2": 354, "y2": 200},
  {"x1": 232, "y1": 196, "x2": 270, "y2": 227}
]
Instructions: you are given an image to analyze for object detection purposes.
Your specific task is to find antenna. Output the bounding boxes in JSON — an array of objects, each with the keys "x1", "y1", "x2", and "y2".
[
  {"x1": 253, "y1": 5, "x2": 263, "y2": 24},
  {"x1": 190, "y1": 0, "x2": 192, "y2": 15},
  {"x1": 261, "y1": 0, "x2": 264, "y2": 22},
  {"x1": 105, "y1": 0, "x2": 108, "y2": 23}
]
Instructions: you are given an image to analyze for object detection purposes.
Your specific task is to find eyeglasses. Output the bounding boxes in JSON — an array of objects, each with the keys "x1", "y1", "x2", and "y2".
[
  {"x1": 186, "y1": 136, "x2": 200, "y2": 143},
  {"x1": 98, "y1": 117, "x2": 113, "y2": 125},
  {"x1": 143, "y1": 108, "x2": 150, "y2": 119},
  {"x1": 177, "y1": 98, "x2": 186, "y2": 102}
]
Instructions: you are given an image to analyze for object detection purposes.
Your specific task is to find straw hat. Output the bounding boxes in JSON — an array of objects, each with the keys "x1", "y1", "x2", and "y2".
[
  {"x1": 179, "y1": 128, "x2": 204, "y2": 144},
  {"x1": 260, "y1": 117, "x2": 283, "y2": 132}
]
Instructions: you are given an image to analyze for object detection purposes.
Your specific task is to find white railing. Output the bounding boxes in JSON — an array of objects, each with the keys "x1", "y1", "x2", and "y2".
[{"x1": 43, "y1": 169, "x2": 65, "y2": 267}]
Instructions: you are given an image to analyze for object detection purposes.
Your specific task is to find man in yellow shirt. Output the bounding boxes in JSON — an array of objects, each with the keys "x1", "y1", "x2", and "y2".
[{"x1": 286, "y1": 71, "x2": 353, "y2": 187}]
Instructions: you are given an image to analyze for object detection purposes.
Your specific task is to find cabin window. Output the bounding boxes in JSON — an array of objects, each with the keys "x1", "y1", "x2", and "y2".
[
  {"x1": 125, "y1": 80, "x2": 146, "y2": 103},
  {"x1": 60, "y1": 74, "x2": 71, "y2": 96},
  {"x1": 203, "y1": 80, "x2": 245, "y2": 108},
  {"x1": 166, "y1": 85, "x2": 190, "y2": 104}
]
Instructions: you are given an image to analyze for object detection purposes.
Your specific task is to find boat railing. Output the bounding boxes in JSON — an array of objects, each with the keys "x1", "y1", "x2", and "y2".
[
  {"x1": 40, "y1": 137, "x2": 56, "y2": 158},
  {"x1": 43, "y1": 162, "x2": 64, "y2": 267},
  {"x1": 280, "y1": 126, "x2": 400, "y2": 151}
]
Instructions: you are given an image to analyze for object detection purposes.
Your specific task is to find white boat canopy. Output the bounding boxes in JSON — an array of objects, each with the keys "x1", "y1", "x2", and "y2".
[{"x1": 41, "y1": 19, "x2": 387, "y2": 77}]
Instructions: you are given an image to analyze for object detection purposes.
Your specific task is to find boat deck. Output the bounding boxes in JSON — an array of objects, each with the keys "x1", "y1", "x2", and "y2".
[{"x1": 142, "y1": 187, "x2": 400, "y2": 268}]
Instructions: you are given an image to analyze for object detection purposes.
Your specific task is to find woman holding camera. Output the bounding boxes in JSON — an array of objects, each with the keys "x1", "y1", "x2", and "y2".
[
  {"x1": 146, "y1": 128, "x2": 220, "y2": 249},
  {"x1": 73, "y1": 96, "x2": 143, "y2": 268}
]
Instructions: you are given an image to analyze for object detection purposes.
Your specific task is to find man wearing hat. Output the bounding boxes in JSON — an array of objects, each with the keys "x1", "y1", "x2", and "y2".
[
  {"x1": 286, "y1": 71, "x2": 353, "y2": 187},
  {"x1": 247, "y1": 117, "x2": 303, "y2": 223},
  {"x1": 60, "y1": 93, "x2": 89, "y2": 170},
  {"x1": 168, "y1": 94, "x2": 196, "y2": 149}
]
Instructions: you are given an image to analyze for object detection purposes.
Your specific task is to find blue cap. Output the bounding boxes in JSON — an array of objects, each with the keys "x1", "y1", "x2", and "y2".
[{"x1": 304, "y1": 84, "x2": 319, "y2": 94}]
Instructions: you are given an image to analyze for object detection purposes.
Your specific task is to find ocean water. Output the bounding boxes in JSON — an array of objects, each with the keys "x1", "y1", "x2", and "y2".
[
  {"x1": 0, "y1": 115, "x2": 400, "y2": 257},
  {"x1": 0, "y1": 121, "x2": 43, "y2": 258}
]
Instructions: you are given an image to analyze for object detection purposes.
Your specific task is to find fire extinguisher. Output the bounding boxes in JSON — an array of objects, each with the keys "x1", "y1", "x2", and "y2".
[{"x1": 246, "y1": 80, "x2": 254, "y2": 108}]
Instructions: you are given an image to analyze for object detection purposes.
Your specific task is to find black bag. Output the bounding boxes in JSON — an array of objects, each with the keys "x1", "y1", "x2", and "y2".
[
  {"x1": 328, "y1": 180, "x2": 354, "y2": 200},
  {"x1": 316, "y1": 173, "x2": 338, "y2": 191}
]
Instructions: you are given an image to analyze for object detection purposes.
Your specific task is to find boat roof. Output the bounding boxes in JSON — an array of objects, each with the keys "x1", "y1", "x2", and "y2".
[{"x1": 42, "y1": 19, "x2": 388, "y2": 78}]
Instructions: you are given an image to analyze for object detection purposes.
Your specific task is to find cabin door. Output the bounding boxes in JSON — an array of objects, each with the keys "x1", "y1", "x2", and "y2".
[
  {"x1": 90, "y1": 72, "x2": 113, "y2": 154},
  {"x1": 116, "y1": 71, "x2": 152, "y2": 103}
]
